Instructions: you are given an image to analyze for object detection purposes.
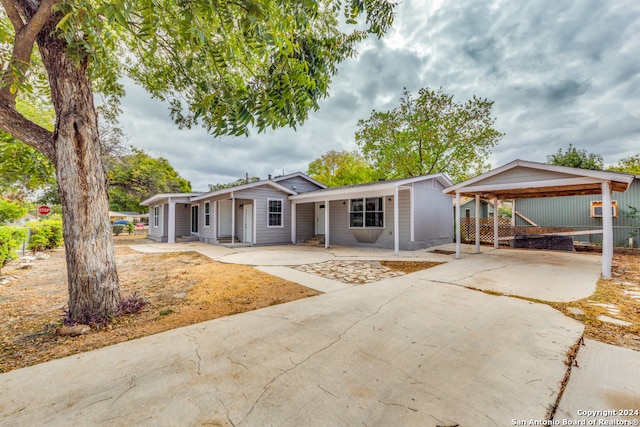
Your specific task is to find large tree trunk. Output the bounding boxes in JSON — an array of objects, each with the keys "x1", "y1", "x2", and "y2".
[{"x1": 36, "y1": 21, "x2": 121, "y2": 322}]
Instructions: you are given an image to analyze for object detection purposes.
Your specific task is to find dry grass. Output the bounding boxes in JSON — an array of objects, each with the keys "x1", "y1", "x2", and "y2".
[
  {"x1": 0, "y1": 242, "x2": 320, "y2": 373},
  {"x1": 379, "y1": 260, "x2": 442, "y2": 274},
  {"x1": 550, "y1": 254, "x2": 640, "y2": 350}
]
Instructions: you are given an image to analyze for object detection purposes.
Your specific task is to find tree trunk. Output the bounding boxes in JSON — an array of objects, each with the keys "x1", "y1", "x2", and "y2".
[{"x1": 37, "y1": 22, "x2": 121, "y2": 322}]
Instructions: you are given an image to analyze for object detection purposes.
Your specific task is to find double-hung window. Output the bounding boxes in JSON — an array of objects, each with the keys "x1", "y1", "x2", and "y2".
[
  {"x1": 153, "y1": 206, "x2": 160, "y2": 227},
  {"x1": 204, "y1": 202, "x2": 211, "y2": 227},
  {"x1": 350, "y1": 197, "x2": 384, "y2": 228},
  {"x1": 268, "y1": 199, "x2": 283, "y2": 227}
]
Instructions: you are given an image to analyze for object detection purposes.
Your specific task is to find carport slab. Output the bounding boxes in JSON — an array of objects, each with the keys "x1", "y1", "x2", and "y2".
[
  {"x1": 0, "y1": 277, "x2": 583, "y2": 426},
  {"x1": 413, "y1": 248, "x2": 601, "y2": 302},
  {"x1": 556, "y1": 339, "x2": 640, "y2": 423}
]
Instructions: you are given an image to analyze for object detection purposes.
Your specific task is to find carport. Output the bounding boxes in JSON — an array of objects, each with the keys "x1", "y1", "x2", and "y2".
[{"x1": 443, "y1": 160, "x2": 635, "y2": 279}]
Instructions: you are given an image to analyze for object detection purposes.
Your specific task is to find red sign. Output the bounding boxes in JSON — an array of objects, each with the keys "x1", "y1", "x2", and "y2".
[{"x1": 38, "y1": 205, "x2": 51, "y2": 215}]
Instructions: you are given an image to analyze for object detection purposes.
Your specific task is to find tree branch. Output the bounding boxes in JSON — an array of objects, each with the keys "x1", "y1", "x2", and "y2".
[
  {"x1": 0, "y1": 98, "x2": 54, "y2": 159},
  {"x1": 0, "y1": 0, "x2": 61, "y2": 103}
]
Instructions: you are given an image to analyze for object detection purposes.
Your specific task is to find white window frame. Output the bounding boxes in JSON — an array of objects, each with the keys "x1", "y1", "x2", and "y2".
[
  {"x1": 153, "y1": 205, "x2": 160, "y2": 228},
  {"x1": 349, "y1": 197, "x2": 384, "y2": 229},
  {"x1": 204, "y1": 201, "x2": 211, "y2": 227},
  {"x1": 267, "y1": 198, "x2": 284, "y2": 228}
]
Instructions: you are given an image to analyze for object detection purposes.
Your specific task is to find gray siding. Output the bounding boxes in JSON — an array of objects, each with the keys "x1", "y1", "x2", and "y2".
[
  {"x1": 480, "y1": 167, "x2": 577, "y2": 186},
  {"x1": 295, "y1": 203, "x2": 315, "y2": 243},
  {"x1": 413, "y1": 179, "x2": 454, "y2": 247},
  {"x1": 514, "y1": 179, "x2": 640, "y2": 246},
  {"x1": 235, "y1": 186, "x2": 292, "y2": 245},
  {"x1": 460, "y1": 200, "x2": 490, "y2": 218},
  {"x1": 276, "y1": 176, "x2": 323, "y2": 193},
  {"x1": 147, "y1": 205, "x2": 165, "y2": 242},
  {"x1": 175, "y1": 204, "x2": 191, "y2": 237}
]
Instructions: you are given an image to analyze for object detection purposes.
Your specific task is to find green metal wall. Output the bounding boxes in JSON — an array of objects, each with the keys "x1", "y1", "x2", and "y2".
[{"x1": 514, "y1": 179, "x2": 640, "y2": 246}]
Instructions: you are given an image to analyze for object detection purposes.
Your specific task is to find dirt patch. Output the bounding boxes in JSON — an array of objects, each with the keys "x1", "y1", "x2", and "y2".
[
  {"x1": 550, "y1": 254, "x2": 640, "y2": 351},
  {"x1": 0, "y1": 238, "x2": 320, "y2": 373}
]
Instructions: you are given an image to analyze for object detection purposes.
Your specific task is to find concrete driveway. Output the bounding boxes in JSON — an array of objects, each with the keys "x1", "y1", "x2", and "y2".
[{"x1": 0, "y1": 244, "x2": 624, "y2": 426}]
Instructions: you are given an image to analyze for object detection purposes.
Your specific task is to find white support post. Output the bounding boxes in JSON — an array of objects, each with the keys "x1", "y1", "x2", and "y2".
[
  {"x1": 231, "y1": 193, "x2": 235, "y2": 246},
  {"x1": 455, "y1": 192, "x2": 461, "y2": 259},
  {"x1": 168, "y1": 200, "x2": 176, "y2": 244},
  {"x1": 253, "y1": 199, "x2": 257, "y2": 245},
  {"x1": 602, "y1": 182, "x2": 613, "y2": 279},
  {"x1": 394, "y1": 186, "x2": 400, "y2": 256},
  {"x1": 410, "y1": 184, "x2": 415, "y2": 242},
  {"x1": 291, "y1": 202, "x2": 297, "y2": 244},
  {"x1": 493, "y1": 197, "x2": 499, "y2": 249},
  {"x1": 324, "y1": 200, "x2": 330, "y2": 248},
  {"x1": 213, "y1": 201, "x2": 218, "y2": 243},
  {"x1": 475, "y1": 194, "x2": 481, "y2": 254}
]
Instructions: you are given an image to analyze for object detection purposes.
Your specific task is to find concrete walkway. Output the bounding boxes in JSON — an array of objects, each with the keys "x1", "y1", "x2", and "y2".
[{"x1": 1, "y1": 243, "x2": 637, "y2": 426}]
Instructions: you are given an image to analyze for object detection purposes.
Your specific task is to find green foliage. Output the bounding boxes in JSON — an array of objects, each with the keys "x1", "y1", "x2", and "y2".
[
  {"x1": 126, "y1": 222, "x2": 135, "y2": 235},
  {"x1": 307, "y1": 150, "x2": 378, "y2": 187},
  {"x1": 208, "y1": 176, "x2": 261, "y2": 191},
  {"x1": 0, "y1": 226, "x2": 27, "y2": 270},
  {"x1": 112, "y1": 224, "x2": 125, "y2": 236},
  {"x1": 0, "y1": 100, "x2": 56, "y2": 199},
  {"x1": 47, "y1": 0, "x2": 396, "y2": 137},
  {"x1": 27, "y1": 220, "x2": 63, "y2": 252},
  {"x1": 497, "y1": 206, "x2": 512, "y2": 219},
  {"x1": 356, "y1": 87, "x2": 502, "y2": 183},
  {"x1": 608, "y1": 154, "x2": 640, "y2": 175},
  {"x1": 107, "y1": 148, "x2": 192, "y2": 212},
  {"x1": 546, "y1": 144, "x2": 604, "y2": 170},
  {"x1": 0, "y1": 199, "x2": 27, "y2": 224}
]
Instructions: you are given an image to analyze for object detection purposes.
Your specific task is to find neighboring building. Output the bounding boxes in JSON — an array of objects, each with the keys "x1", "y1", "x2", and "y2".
[
  {"x1": 140, "y1": 172, "x2": 454, "y2": 254},
  {"x1": 513, "y1": 176, "x2": 640, "y2": 247}
]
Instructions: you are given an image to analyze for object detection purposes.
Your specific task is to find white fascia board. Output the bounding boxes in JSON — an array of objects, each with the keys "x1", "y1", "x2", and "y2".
[
  {"x1": 457, "y1": 176, "x2": 607, "y2": 194},
  {"x1": 191, "y1": 181, "x2": 296, "y2": 201},
  {"x1": 140, "y1": 193, "x2": 202, "y2": 206},
  {"x1": 290, "y1": 173, "x2": 451, "y2": 204},
  {"x1": 443, "y1": 159, "x2": 635, "y2": 194}
]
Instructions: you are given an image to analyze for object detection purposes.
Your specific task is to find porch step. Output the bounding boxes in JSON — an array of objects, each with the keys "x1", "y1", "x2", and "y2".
[
  {"x1": 217, "y1": 236, "x2": 240, "y2": 244},
  {"x1": 176, "y1": 236, "x2": 199, "y2": 243},
  {"x1": 304, "y1": 236, "x2": 325, "y2": 246}
]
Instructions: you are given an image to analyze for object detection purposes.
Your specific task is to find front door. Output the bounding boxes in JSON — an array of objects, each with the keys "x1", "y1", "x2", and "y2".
[
  {"x1": 191, "y1": 205, "x2": 199, "y2": 234},
  {"x1": 316, "y1": 202, "x2": 325, "y2": 235},
  {"x1": 244, "y1": 204, "x2": 253, "y2": 243},
  {"x1": 219, "y1": 200, "x2": 232, "y2": 237}
]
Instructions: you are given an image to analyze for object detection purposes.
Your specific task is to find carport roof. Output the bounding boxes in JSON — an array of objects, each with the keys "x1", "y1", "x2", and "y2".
[{"x1": 443, "y1": 159, "x2": 634, "y2": 199}]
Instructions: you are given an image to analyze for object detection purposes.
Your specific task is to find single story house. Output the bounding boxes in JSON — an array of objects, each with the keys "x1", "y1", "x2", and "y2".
[{"x1": 140, "y1": 172, "x2": 454, "y2": 254}]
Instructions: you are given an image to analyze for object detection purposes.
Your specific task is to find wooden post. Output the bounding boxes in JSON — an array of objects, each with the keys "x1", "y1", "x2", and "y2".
[{"x1": 602, "y1": 182, "x2": 613, "y2": 279}]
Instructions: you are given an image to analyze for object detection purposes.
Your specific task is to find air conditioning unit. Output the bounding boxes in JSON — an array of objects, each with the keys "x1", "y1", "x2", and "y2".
[{"x1": 590, "y1": 200, "x2": 618, "y2": 218}]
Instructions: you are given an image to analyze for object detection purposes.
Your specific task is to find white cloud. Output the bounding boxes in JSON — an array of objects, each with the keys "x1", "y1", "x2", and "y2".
[{"x1": 118, "y1": 0, "x2": 640, "y2": 189}]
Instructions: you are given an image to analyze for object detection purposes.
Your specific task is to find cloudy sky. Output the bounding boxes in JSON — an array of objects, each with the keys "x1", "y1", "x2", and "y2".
[{"x1": 118, "y1": 0, "x2": 640, "y2": 191}]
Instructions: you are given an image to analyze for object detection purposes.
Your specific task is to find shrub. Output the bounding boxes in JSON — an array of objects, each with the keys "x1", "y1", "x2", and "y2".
[
  {"x1": 112, "y1": 224, "x2": 124, "y2": 236},
  {"x1": 0, "y1": 226, "x2": 27, "y2": 271},
  {"x1": 27, "y1": 220, "x2": 63, "y2": 252},
  {"x1": 126, "y1": 222, "x2": 135, "y2": 235}
]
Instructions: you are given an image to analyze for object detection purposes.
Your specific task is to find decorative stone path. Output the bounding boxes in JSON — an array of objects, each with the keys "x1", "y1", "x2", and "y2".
[{"x1": 293, "y1": 260, "x2": 405, "y2": 285}]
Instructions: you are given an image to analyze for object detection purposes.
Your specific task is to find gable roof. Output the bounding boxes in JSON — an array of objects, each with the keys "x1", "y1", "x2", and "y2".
[
  {"x1": 271, "y1": 172, "x2": 327, "y2": 189},
  {"x1": 190, "y1": 180, "x2": 297, "y2": 202},
  {"x1": 443, "y1": 159, "x2": 635, "y2": 199},
  {"x1": 290, "y1": 173, "x2": 453, "y2": 203}
]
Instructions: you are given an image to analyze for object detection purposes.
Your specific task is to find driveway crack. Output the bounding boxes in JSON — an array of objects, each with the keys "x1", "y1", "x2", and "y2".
[{"x1": 239, "y1": 288, "x2": 410, "y2": 424}]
